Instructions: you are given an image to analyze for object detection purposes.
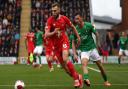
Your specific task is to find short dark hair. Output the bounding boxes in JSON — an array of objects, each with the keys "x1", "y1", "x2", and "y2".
[
  {"x1": 35, "y1": 26, "x2": 40, "y2": 30},
  {"x1": 52, "y1": 2, "x2": 60, "y2": 8}
]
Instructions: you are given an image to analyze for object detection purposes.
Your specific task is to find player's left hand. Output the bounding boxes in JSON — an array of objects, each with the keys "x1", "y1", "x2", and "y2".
[
  {"x1": 74, "y1": 54, "x2": 78, "y2": 63},
  {"x1": 55, "y1": 28, "x2": 61, "y2": 37},
  {"x1": 76, "y1": 37, "x2": 81, "y2": 48}
]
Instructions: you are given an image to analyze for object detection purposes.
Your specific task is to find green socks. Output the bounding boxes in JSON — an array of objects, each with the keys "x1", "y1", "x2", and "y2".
[
  {"x1": 84, "y1": 74, "x2": 89, "y2": 80},
  {"x1": 38, "y1": 56, "x2": 41, "y2": 64}
]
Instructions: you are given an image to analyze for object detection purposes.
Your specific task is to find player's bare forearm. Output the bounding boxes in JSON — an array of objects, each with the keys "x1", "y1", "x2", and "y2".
[
  {"x1": 45, "y1": 28, "x2": 59, "y2": 38},
  {"x1": 72, "y1": 40, "x2": 77, "y2": 56},
  {"x1": 45, "y1": 28, "x2": 56, "y2": 38},
  {"x1": 72, "y1": 40, "x2": 78, "y2": 62},
  {"x1": 71, "y1": 25, "x2": 81, "y2": 47},
  {"x1": 45, "y1": 32, "x2": 55, "y2": 38}
]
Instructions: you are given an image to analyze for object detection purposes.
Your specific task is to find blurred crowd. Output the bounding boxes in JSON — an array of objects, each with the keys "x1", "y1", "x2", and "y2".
[
  {"x1": 0, "y1": 0, "x2": 21, "y2": 57},
  {"x1": 31, "y1": 0, "x2": 88, "y2": 31},
  {"x1": 100, "y1": 31, "x2": 121, "y2": 56}
]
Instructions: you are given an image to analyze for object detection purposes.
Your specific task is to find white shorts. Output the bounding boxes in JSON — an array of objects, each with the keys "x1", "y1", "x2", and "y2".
[
  {"x1": 119, "y1": 49, "x2": 128, "y2": 56},
  {"x1": 81, "y1": 48, "x2": 101, "y2": 61},
  {"x1": 34, "y1": 45, "x2": 43, "y2": 54}
]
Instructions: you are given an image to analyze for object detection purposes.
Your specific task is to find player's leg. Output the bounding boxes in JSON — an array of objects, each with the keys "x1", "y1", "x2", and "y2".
[
  {"x1": 29, "y1": 52, "x2": 34, "y2": 64},
  {"x1": 81, "y1": 52, "x2": 91, "y2": 87},
  {"x1": 53, "y1": 55, "x2": 60, "y2": 68},
  {"x1": 62, "y1": 49, "x2": 83, "y2": 88},
  {"x1": 27, "y1": 52, "x2": 31, "y2": 65},
  {"x1": 30, "y1": 46, "x2": 35, "y2": 64},
  {"x1": 27, "y1": 45, "x2": 35, "y2": 65},
  {"x1": 55, "y1": 51, "x2": 70, "y2": 74},
  {"x1": 37, "y1": 46, "x2": 43, "y2": 68},
  {"x1": 91, "y1": 49, "x2": 111, "y2": 86},
  {"x1": 118, "y1": 49, "x2": 123, "y2": 64},
  {"x1": 95, "y1": 60, "x2": 111, "y2": 86},
  {"x1": 46, "y1": 54, "x2": 54, "y2": 72},
  {"x1": 33, "y1": 47, "x2": 38, "y2": 66}
]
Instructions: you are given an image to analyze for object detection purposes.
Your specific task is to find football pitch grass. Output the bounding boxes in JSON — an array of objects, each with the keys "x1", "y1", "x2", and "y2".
[{"x1": 0, "y1": 64, "x2": 128, "y2": 89}]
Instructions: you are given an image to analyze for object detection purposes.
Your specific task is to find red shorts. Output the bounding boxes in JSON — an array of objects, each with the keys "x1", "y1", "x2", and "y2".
[
  {"x1": 54, "y1": 41, "x2": 70, "y2": 64},
  {"x1": 28, "y1": 45, "x2": 35, "y2": 53},
  {"x1": 45, "y1": 49, "x2": 53, "y2": 56}
]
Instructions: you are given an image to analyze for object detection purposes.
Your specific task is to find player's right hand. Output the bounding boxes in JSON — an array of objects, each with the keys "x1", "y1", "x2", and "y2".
[{"x1": 54, "y1": 28, "x2": 61, "y2": 37}]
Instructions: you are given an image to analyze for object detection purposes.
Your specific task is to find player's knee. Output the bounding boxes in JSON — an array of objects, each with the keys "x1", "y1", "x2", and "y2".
[
  {"x1": 63, "y1": 55, "x2": 69, "y2": 61},
  {"x1": 81, "y1": 59, "x2": 88, "y2": 66}
]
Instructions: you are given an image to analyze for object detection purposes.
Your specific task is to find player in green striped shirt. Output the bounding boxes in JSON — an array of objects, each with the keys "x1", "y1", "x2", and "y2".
[
  {"x1": 73, "y1": 13, "x2": 111, "y2": 87},
  {"x1": 118, "y1": 31, "x2": 128, "y2": 64},
  {"x1": 33, "y1": 27, "x2": 44, "y2": 68}
]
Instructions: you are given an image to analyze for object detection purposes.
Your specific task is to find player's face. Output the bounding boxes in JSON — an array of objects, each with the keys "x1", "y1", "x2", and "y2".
[
  {"x1": 52, "y1": 6, "x2": 60, "y2": 18},
  {"x1": 122, "y1": 32, "x2": 127, "y2": 37},
  {"x1": 75, "y1": 15, "x2": 82, "y2": 25},
  {"x1": 35, "y1": 27, "x2": 39, "y2": 32}
]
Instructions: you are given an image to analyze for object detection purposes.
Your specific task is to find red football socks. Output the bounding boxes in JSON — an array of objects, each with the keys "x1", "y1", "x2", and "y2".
[
  {"x1": 47, "y1": 61, "x2": 52, "y2": 68},
  {"x1": 67, "y1": 61, "x2": 78, "y2": 80}
]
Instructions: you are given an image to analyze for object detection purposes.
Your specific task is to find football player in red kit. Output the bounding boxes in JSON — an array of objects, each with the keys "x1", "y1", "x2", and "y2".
[
  {"x1": 25, "y1": 30, "x2": 35, "y2": 65},
  {"x1": 45, "y1": 3, "x2": 83, "y2": 88}
]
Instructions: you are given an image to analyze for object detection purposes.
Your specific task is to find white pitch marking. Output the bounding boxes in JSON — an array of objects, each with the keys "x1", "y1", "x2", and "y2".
[{"x1": 87, "y1": 66, "x2": 100, "y2": 73}]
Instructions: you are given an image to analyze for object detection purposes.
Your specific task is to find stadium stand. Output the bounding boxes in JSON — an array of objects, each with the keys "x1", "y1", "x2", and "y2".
[{"x1": 0, "y1": 0, "x2": 22, "y2": 57}]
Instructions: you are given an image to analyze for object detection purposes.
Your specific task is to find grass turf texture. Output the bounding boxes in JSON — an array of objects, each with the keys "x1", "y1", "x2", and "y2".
[{"x1": 0, "y1": 64, "x2": 128, "y2": 89}]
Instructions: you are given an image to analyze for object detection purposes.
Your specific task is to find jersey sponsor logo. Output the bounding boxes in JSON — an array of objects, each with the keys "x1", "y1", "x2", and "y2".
[
  {"x1": 63, "y1": 44, "x2": 67, "y2": 48},
  {"x1": 81, "y1": 35, "x2": 87, "y2": 40}
]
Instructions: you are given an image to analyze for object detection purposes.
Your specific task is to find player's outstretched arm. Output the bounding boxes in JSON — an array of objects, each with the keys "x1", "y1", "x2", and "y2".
[
  {"x1": 72, "y1": 40, "x2": 78, "y2": 61},
  {"x1": 71, "y1": 24, "x2": 81, "y2": 48}
]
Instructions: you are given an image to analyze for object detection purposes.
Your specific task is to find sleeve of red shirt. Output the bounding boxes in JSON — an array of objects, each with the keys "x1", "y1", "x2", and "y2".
[{"x1": 63, "y1": 16, "x2": 72, "y2": 27}]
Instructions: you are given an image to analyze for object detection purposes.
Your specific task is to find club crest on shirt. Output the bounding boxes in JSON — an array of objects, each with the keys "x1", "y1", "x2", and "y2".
[{"x1": 63, "y1": 44, "x2": 67, "y2": 48}]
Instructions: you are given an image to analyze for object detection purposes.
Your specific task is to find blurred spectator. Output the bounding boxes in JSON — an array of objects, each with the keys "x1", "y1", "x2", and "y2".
[
  {"x1": 3, "y1": 17, "x2": 8, "y2": 26},
  {"x1": 112, "y1": 32, "x2": 119, "y2": 49},
  {"x1": 106, "y1": 31, "x2": 113, "y2": 55},
  {"x1": 99, "y1": 42, "x2": 109, "y2": 63}
]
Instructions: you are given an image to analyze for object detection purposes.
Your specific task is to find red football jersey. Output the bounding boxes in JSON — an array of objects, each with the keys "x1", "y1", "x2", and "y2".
[
  {"x1": 25, "y1": 32, "x2": 35, "y2": 45},
  {"x1": 46, "y1": 15, "x2": 72, "y2": 47},
  {"x1": 25, "y1": 32, "x2": 35, "y2": 53}
]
